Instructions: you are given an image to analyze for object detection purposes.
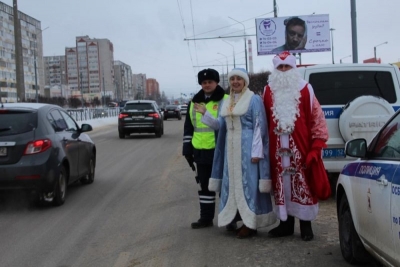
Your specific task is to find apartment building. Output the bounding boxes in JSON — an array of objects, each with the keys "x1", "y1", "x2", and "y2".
[
  {"x1": 65, "y1": 35, "x2": 114, "y2": 103},
  {"x1": 113, "y1": 60, "x2": 133, "y2": 101},
  {"x1": 44, "y1": 55, "x2": 67, "y2": 98},
  {"x1": 146, "y1": 78, "x2": 159, "y2": 100},
  {"x1": 0, "y1": 1, "x2": 44, "y2": 102},
  {"x1": 132, "y1": 73, "x2": 146, "y2": 100}
]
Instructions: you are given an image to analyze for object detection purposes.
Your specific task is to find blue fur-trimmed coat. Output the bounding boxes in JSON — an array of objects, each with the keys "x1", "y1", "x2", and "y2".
[{"x1": 209, "y1": 89, "x2": 277, "y2": 229}]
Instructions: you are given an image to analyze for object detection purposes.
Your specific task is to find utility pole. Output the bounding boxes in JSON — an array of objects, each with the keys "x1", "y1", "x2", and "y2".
[
  {"x1": 273, "y1": 0, "x2": 277, "y2": 17},
  {"x1": 13, "y1": 0, "x2": 25, "y2": 102},
  {"x1": 34, "y1": 48, "x2": 38, "y2": 102},
  {"x1": 350, "y1": 0, "x2": 358, "y2": 63},
  {"x1": 102, "y1": 70, "x2": 106, "y2": 107}
]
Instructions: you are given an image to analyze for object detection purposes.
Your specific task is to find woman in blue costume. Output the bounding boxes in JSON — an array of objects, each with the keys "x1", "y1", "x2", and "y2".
[{"x1": 194, "y1": 68, "x2": 276, "y2": 238}]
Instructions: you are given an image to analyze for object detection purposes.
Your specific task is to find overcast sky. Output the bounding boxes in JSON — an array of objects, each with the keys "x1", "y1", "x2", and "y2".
[{"x1": 8, "y1": 0, "x2": 400, "y2": 98}]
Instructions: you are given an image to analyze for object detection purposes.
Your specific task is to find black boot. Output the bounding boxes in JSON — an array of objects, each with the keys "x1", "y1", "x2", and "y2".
[
  {"x1": 300, "y1": 220, "x2": 314, "y2": 241},
  {"x1": 191, "y1": 219, "x2": 213, "y2": 229},
  {"x1": 191, "y1": 191, "x2": 215, "y2": 229},
  {"x1": 268, "y1": 216, "x2": 295, "y2": 237}
]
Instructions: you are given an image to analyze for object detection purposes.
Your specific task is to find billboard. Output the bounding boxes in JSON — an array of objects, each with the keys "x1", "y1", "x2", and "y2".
[{"x1": 255, "y1": 14, "x2": 331, "y2": 55}]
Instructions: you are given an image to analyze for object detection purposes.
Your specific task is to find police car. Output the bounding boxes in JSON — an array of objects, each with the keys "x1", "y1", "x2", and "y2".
[
  {"x1": 298, "y1": 63, "x2": 400, "y2": 195},
  {"x1": 336, "y1": 108, "x2": 400, "y2": 266}
]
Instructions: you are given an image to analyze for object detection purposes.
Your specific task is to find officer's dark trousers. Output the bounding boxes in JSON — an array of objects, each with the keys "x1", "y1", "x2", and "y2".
[{"x1": 196, "y1": 163, "x2": 215, "y2": 222}]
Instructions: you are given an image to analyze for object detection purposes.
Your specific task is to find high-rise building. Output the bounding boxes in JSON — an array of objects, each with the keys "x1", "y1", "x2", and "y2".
[
  {"x1": 65, "y1": 35, "x2": 114, "y2": 102},
  {"x1": 146, "y1": 78, "x2": 159, "y2": 100},
  {"x1": 114, "y1": 60, "x2": 133, "y2": 101},
  {"x1": 0, "y1": 1, "x2": 44, "y2": 102},
  {"x1": 44, "y1": 55, "x2": 67, "y2": 98},
  {"x1": 132, "y1": 73, "x2": 146, "y2": 100}
]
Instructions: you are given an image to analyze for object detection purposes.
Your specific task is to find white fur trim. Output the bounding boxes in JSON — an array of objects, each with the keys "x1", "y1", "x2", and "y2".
[
  {"x1": 259, "y1": 179, "x2": 271, "y2": 193},
  {"x1": 208, "y1": 178, "x2": 221, "y2": 192},
  {"x1": 220, "y1": 88, "x2": 254, "y2": 117},
  {"x1": 273, "y1": 52, "x2": 296, "y2": 69}
]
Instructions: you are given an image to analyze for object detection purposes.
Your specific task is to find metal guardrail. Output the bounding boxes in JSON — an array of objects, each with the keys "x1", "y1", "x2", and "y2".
[{"x1": 67, "y1": 107, "x2": 120, "y2": 121}]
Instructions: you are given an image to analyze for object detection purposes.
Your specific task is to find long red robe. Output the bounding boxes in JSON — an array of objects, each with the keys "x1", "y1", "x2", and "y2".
[{"x1": 263, "y1": 83, "x2": 328, "y2": 221}]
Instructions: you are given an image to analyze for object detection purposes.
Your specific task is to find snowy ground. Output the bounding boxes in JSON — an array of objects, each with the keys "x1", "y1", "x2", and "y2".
[{"x1": 78, "y1": 116, "x2": 118, "y2": 129}]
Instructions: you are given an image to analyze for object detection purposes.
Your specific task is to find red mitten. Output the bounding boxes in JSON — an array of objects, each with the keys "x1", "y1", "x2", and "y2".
[
  {"x1": 306, "y1": 139, "x2": 327, "y2": 167},
  {"x1": 306, "y1": 149, "x2": 320, "y2": 167}
]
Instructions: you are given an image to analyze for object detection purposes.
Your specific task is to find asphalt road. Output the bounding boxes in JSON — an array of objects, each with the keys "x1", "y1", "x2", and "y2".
[{"x1": 0, "y1": 118, "x2": 378, "y2": 267}]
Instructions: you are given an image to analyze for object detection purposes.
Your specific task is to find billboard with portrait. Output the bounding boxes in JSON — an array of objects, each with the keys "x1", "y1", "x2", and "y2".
[{"x1": 255, "y1": 14, "x2": 331, "y2": 55}]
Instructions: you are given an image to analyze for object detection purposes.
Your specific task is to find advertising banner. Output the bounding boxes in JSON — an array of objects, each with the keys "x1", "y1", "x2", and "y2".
[{"x1": 255, "y1": 14, "x2": 331, "y2": 55}]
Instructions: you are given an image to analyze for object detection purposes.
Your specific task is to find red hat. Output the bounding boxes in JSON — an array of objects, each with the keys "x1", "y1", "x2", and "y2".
[{"x1": 273, "y1": 51, "x2": 297, "y2": 69}]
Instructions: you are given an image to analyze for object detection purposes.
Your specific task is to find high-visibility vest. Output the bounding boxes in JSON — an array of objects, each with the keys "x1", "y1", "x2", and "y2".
[{"x1": 190, "y1": 95, "x2": 227, "y2": 149}]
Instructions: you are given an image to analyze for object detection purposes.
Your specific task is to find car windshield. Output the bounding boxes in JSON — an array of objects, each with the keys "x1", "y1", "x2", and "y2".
[
  {"x1": 166, "y1": 105, "x2": 178, "y2": 109},
  {"x1": 0, "y1": 110, "x2": 38, "y2": 136},
  {"x1": 124, "y1": 103, "x2": 154, "y2": 111}
]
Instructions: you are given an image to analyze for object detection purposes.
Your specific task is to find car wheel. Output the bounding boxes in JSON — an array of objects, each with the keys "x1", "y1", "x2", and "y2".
[
  {"x1": 119, "y1": 131, "x2": 125, "y2": 139},
  {"x1": 155, "y1": 128, "x2": 162, "y2": 138},
  {"x1": 164, "y1": 117, "x2": 167, "y2": 120},
  {"x1": 80, "y1": 157, "x2": 95, "y2": 184},
  {"x1": 53, "y1": 165, "x2": 67, "y2": 206},
  {"x1": 178, "y1": 116, "x2": 182, "y2": 120},
  {"x1": 338, "y1": 194, "x2": 372, "y2": 264}
]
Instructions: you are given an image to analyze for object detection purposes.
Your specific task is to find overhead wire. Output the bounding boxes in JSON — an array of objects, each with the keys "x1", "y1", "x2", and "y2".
[
  {"x1": 176, "y1": 0, "x2": 198, "y2": 86},
  {"x1": 189, "y1": 0, "x2": 199, "y2": 68}
]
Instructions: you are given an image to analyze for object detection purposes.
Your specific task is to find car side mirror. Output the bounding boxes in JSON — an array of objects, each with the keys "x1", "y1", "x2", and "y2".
[
  {"x1": 80, "y1": 123, "x2": 93, "y2": 133},
  {"x1": 345, "y1": 138, "x2": 367, "y2": 158}
]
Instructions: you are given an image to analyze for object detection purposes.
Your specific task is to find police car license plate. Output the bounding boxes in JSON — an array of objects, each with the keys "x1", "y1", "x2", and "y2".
[
  {"x1": 323, "y1": 148, "x2": 345, "y2": 158},
  {"x1": 0, "y1": 147, "x2": 6, "y2": 156}
]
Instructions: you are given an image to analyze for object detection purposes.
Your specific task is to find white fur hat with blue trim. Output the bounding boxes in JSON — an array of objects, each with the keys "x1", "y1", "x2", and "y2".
[{"x1": 228, "y1": 68, "x2": 250, "y2": 87}]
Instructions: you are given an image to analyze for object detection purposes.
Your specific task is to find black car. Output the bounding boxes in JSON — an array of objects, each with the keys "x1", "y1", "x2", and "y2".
[
  {"x1": 0, "y1": 103, "x2": 96, "y2": 206},
  {"x1": 118, "y1": 100, "x2": 164, "y2": 138},
  {"x1": 163, "y1": 105, "x2": 182, "y2": 120},
  {"x1": 92, "y1": 108, "x2": 108, "y2": 118}
]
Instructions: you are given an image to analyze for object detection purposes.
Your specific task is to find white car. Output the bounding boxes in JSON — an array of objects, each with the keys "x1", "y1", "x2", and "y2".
[
  {"x1": 336, "y1": 108, "x2": 400, "y2": 266},
  {"x1": 179, "y1": 104, "x2": 188, "y2": 115}
]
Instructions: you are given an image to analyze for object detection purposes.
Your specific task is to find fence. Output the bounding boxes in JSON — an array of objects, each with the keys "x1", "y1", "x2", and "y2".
[{"x1": 67, "y1": 107, "x2": 120, "y2": 121}]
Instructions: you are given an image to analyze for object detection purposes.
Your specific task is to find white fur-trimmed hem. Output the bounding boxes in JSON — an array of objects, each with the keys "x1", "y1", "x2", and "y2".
[
  {"x1": 259, "y1": 179, "x2": 271, "y2": 193},
  {"x1": 208, "y1": 178, "x2": 221, "y2": 192}
]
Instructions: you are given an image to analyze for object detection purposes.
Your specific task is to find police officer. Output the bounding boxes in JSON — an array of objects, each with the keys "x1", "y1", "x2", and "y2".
[{"x1": 183, "y1": 68, "x2": 227, "y2": 229}]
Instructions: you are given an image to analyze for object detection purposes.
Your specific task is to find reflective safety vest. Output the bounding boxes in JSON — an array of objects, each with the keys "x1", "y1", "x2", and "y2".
[{"x1": 190, "y1": 96, "x2": 228, "y2": 149}]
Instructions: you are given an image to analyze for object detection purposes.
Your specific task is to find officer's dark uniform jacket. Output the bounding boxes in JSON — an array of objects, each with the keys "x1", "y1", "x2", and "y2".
[{"x1": 182, "y1": 85, "x2": 226, "y2": 223}]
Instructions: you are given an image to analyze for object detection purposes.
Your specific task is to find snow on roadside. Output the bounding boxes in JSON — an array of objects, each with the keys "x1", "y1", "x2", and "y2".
[{"x1": 78, "y1": 116, "x2": 118, "y2": 129}]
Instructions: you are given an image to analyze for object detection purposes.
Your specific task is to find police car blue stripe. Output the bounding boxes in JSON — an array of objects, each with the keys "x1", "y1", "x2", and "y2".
[
  {"x1": 323, "y1": 106, "x2": 400, "y2": 119},
  {"x1": 341, "y1": 162, "x2": 399, "y2": 182}
]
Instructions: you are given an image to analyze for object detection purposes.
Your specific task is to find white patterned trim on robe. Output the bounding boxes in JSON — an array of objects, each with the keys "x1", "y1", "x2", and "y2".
[{"x1": 218, "y1": 112, "x2": 276, "y2": 229}]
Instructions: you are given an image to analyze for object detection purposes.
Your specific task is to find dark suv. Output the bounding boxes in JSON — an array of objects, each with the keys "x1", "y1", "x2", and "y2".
[
  {"x1": 118, "y1": 100, "x2": 164, "y2": 138},
  {"x1": 163, "y1": 105, "x2": 182, "y2": 120}
]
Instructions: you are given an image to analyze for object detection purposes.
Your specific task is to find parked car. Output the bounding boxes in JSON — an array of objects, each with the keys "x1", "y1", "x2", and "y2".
[
  {"x1": 163, "y1": 105, "x2": 182, "y2": 120},
  {"x1": 118, "y1": 100, "x2": 164, "y2": 138},
  {"x1": 92, "y1": 108, "x2": 108, "y2": 118},
  {"x1": 0, "y1": 103, "x2": 96, "y2": 206},
  {"x1": 179, "y1": 104, "x2": 188, "y2": 115},
  {"x1": 336, "y1": 108, "x2": 400, "y2": 266},
  {"x1": 297, "y1": 63, "x2": 400, "y2": 195}
]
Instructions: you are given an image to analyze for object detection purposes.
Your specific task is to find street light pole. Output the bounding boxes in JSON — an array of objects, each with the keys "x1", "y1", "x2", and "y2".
[
  {"x1": 340, "y1": 55, "x2": 352, "y2": 64},
  {"x1": 34, "y1": 47, "x2": 38, "y2": 102},
  {"x1": 80, "y1": 72, "x2": 84, "y2": 108},
  {"x1": 228, "y1": 17, "x2": 247, "y2": 71},
  {"x1": 374, "y1": 41, "x2": 388, "y2": 62},
  {"x1": 215, "y1": 59, "x2": 225, "y2": 89},
  {"x1": 217, "y1": 52, "x2": 229, "y2": 80},
  {"x1": 222, "y1": 40, "x2": 235, "y2": 68},
  {"x1": 330, "y1": 28, "x2": 335, "y2": 64}
]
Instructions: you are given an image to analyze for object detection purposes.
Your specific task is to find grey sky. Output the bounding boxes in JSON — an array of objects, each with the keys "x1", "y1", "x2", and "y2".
[{"x1": 9, "y1": 0, "x2": 399, "y2": 98}]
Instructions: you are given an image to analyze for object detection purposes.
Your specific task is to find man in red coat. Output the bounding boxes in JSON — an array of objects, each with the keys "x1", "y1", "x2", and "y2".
[{"x1": 263, "y1": 51, "x2": 328, "y2": 241}]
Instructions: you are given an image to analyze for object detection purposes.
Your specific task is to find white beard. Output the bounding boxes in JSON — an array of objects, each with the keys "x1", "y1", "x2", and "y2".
[{"x1": 268, "y1": 69, "x2": 301, "y2": 133}]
